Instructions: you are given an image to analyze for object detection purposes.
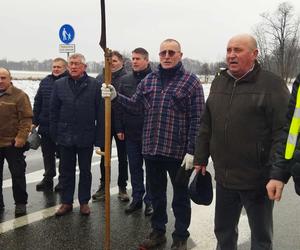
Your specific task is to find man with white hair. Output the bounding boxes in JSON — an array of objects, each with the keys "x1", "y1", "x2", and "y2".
[{"x1": 50, "y1": 53, "x2": 104, "y2": 216}]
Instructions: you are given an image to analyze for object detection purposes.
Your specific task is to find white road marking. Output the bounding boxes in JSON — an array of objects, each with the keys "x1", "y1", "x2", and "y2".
[
  {"x1": 2, "y1": 156, "x2": 118, "y2": 189},
  {"x1": 1, "y1": 152, "x2": 251, "y2": 248},
  {"x1": 189, "y1": 190, "x2": 250, "y2": 249},
  {"x1": 0, "y1": 185, "x2": 121, "y2": 234}
]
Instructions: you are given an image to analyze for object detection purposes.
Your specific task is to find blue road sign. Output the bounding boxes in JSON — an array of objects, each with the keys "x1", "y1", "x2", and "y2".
[{"x1": 59, "y1": 24, "x2": 75, "y2": 44}]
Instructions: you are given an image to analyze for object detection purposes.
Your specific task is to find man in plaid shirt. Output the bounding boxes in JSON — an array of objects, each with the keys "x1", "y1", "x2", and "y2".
[{"x1": 102, "y1": 39, "x2": 205, "y2": 250}]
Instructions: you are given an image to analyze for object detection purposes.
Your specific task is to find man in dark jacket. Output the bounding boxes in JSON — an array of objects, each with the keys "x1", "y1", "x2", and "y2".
[
  {"x1": 50, "y1": 53, "x2": 104, "y2": 216},
  {"x1": 92, "y1": 51, "x2": 129, "y2": 202},
  {"x1": 102, "y1": 39, "x2": 205, "y2": 250},
  {"x1": 33, "y1": 57, "x2": 67, "y2": 192},
  {"x1": 194, "y1": 34, "x2": 290, "y2": 250},
  {"x1": 115, "y1": 47, "x2": 153, "y2": 216},
  {"x1": 267, "y1": 74, "x2": 300, "y2": 200}
]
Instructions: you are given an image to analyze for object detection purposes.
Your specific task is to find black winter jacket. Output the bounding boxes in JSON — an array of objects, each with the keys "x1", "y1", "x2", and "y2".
[
  {"x1": 96, "y1": 67, "x2": 127, "y2": 134},
  {"x1": 194, "y1": 63, "x2": 290, "y2": 190},
  {"x1": 115, "y1": 66, "x2": 152, "y2": 141},
  {"x1": 33, "y1": 71, "x2": 68, "y2": 135},
  {"x1": 49, "y1": 73, "x2": 104, "y2": 147},
  {"x1": 270, "y1": 74, "x2": 300, "y2": 194}
]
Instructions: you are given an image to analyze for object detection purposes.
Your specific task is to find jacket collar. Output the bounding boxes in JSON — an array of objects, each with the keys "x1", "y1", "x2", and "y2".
[
  {"x1": 1, "y1": 84, "x2": 14, "y2": 96},
  {"x1": 133, "y1": 65, "x2": 152, "y2": 80},
  {"x1": 223, "y1": 61, "x2": 261, "y2": 83}
]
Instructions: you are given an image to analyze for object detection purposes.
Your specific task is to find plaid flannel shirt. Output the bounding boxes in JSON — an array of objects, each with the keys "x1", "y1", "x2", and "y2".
[{"x1": 117, "y1": 64, "x2": 205, "y2": 160}]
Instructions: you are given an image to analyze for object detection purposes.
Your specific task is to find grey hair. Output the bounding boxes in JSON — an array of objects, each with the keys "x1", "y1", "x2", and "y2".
[{"x1": 68, "y1": 53, "x2": 86, "y2": 64}]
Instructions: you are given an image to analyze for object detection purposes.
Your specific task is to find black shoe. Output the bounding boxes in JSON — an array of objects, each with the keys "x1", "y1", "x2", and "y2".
[
  {"x1": 125, "y1": 200, "x2": 142, "y2": 214},
  {"x1": 144, "y1": 203, "x2": 153, "y2": 216},
  {"x1": 118, "y1": 187, "x2": 130, "y2": 202},
  {"x1": 54, "y1": 183, "x2": 63, "y2": 192},
  {"x1": 171, "y1": 239, "x2": 187, "y2": 250},
  {"x1": 36, "y1": 179, "x2": 53, "y2": 191},
  {"x1": 92, "y1": 185, "x2": 105, "y2": 201},
  {"x1": 15, "y1": 204, "x2": 26, "y2": 216},
  {"x1": 139, "y1": 230, "x2": 167, "y2": 249}
]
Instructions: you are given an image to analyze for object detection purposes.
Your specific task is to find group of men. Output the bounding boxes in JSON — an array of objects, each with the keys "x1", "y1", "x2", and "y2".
[{"x1": 0, "y1": 33, "x2": 299, "y2": 250}]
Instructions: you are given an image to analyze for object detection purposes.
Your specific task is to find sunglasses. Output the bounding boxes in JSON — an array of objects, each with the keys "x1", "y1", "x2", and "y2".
[{"x1": 159, "y1": 50, "x2": 179, "y2": 57}]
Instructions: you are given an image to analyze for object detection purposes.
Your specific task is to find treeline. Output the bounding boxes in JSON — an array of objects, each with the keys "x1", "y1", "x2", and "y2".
[{"x1": 0, "y1": 57, "x2": 226, "y2": 82}]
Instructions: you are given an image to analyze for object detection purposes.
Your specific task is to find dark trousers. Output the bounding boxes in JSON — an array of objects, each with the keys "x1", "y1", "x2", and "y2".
[
  {"x1": 100, "y1": 132, "x2": 128, "y2": 188},
  {"x1": 145, "y1": 158, "x2": 191, "y2": 241},
  {"x1": 0, "y1": 146, "x2": 28, "y2": 205},
  {"x1": 126, "y1": 139, "x2": 151, "y2": 205},
  {"x1": 59, "y1": 145, "x2": 93, "y2": 205},
  {"x1": 215, "y1": 183, "x2": 274, "y2": 250},
  {"x1": 40, "y1": 134, "x2": 59, "y2": 180}
]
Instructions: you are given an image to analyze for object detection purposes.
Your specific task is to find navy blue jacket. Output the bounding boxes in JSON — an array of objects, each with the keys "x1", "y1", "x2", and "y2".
[
  {"x1": 49, "y1": 73, "x2": 104, "y2": 147},
  {"x1": 33, "y1": 71, "x2": 68, "y2": 135}
]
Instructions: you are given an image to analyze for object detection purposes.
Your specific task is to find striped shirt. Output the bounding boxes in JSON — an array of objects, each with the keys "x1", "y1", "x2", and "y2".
[{"x1": 117, "y1": 63, "x2": 205, "y2": 160}]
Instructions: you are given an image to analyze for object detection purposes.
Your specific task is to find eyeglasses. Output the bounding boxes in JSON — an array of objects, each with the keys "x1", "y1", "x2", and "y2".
[
  {"x1": 69, "y1": 61, "x2": 83, "y2": 67},
  {"x1": 159, "y1": 50, "x2": 179, "y2": 58}
]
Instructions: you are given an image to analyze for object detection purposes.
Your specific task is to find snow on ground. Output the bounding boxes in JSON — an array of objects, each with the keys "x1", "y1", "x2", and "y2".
[{"x1": 13, "y1": 79, "x2": 212, "y2": 106}]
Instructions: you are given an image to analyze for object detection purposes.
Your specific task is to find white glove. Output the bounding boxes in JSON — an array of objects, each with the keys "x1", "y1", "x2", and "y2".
[
  {"x1": 181, "y1": 153, "x2": 194, "y2": 170},
  {"x1": 101, "y1": 83, "x2": 117, "y2": 100}
]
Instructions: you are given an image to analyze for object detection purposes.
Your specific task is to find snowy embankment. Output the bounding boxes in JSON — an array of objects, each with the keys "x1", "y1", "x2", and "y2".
[
  {"x1": 13, "y1": 80, "x2": 213, "y2": 105},
  {"x1": 11, "y1": 69, "x2": 292, "y2": 106}
]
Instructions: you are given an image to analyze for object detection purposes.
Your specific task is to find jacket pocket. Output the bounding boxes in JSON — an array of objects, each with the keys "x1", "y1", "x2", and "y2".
[
  {"x1": 171, "y1": 91, "x2": 188, "y2": 112},
  {"x1": 257, "y1": 142, "x2": 269, "y2": 168}
]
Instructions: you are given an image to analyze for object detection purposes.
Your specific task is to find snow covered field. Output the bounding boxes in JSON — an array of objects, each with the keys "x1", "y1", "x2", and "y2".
[{"x1": 13, "y1": 79, "x2": 212, "y2": 105}]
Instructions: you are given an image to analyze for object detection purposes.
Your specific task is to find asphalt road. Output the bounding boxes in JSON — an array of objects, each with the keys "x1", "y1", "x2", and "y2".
[{"x1": 0, "y1": 145, "x2": 299, "y2": 250}]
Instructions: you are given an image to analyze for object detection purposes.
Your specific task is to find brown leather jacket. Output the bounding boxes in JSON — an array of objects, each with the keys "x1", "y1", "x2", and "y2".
[{"x1": 0, "y1": 84, "x2": 33, "y2": 147}]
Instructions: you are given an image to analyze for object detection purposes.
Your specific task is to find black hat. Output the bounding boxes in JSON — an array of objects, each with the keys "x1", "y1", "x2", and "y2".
[{"x1": 189, "y1": 170, "x2": 213, "y2": 205}]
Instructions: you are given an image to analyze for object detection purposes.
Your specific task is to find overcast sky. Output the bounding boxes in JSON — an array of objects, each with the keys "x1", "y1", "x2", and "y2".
[{"x1": 1, "y1": 0, "x2": 300, "y2": 63}]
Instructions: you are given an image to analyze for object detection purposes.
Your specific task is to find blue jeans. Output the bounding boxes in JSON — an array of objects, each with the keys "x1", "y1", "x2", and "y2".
[
  {"x1": 126, "y1": 139, "x2": 151, "y2": 204},
  {"x1": 145, "y1": 158, "x2": 191, "y2": 241},
  {"x1": 59, "y1": 145, "x2": 93, "y2": 205},
  {"x1": 215, "y1": 183, "x2": 274, "y2": 250}
]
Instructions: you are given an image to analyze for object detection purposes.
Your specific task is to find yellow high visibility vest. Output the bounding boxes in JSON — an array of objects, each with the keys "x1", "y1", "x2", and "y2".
[{"x1": 285, "y1": 86, "x2": 300, "y2": 159}]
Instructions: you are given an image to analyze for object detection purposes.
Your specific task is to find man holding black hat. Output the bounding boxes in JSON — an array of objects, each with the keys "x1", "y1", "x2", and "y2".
[{"x1": 194, "y1": 34, "x2": 290, "y2": 249}]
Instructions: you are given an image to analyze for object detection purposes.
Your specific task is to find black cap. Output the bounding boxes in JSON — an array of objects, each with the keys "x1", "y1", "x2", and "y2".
[{"x1": 189, "y1": 170, "x2": 213, "y2": 205}]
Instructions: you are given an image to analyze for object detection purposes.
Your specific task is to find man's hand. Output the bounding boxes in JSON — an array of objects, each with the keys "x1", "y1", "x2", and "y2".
[
  {"x1": 14, "y1": 137, "x2": 25, "y2": 148},
  {"x1": 194, "y1": 164, "x2": 207, "y2": 176},
  {"x1": 117, "y1": 132, "x2": 125, "y2": 141},
  {"x1": 266, "y1": 179, "x2": 285, "y2": 201},
  {"x1": 101, "y1": 83, "x2": 117, "y2": 100},
  {"x1": 181, "y1": 153, "x2": 194, "y2": 170}
]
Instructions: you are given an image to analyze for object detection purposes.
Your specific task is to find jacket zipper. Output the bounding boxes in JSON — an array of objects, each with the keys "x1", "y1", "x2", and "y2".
[{"x1": 224, "y1": 79, "x2": 238, "y2": 181}]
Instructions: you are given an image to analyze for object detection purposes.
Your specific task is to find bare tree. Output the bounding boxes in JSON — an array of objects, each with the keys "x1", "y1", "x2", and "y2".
[{"x1": 253, "y1": 2, "x2": 300, "y2": 82}]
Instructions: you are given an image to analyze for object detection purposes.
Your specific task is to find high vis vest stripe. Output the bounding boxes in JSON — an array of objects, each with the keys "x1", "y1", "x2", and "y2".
[{"x1": 285, "y1": 86, "x2": 300, "y2": 159}]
